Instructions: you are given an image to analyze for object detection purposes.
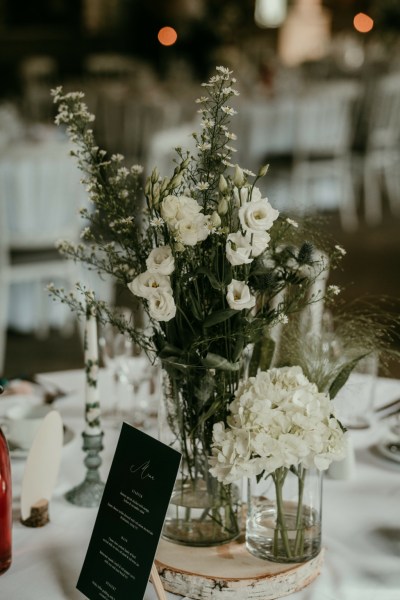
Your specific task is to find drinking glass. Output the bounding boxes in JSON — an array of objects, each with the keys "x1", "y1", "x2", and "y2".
[
  {"x1": 99, "y1": 323, "x2": 132, "y2": 428},
  {"x1": 333, "y1": 353, "x2": 378, "y2": 429}
]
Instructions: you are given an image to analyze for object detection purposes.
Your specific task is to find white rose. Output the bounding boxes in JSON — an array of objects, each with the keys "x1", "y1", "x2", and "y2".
[
  {"x1": 176, "y1": 214, "x2": 210, "y2": 246},
  {"x1": 239, "y1": 198, "x2": 279, "y2": 233},
  {"x1": 128, "y1": 271, "x2": 172, "y2": 298},
  {"x1": 148, "y1": 289, "x2": 176, "y2": 321},
  {"x1": 146, "y1": 246, "x2": 175, "y2": 275},
  {"x1": 226, "y1": 279, "x2": 256, "y2": 311},
  {"x1": 226, "y1": 232, "x2": 253, "y2": 265}
]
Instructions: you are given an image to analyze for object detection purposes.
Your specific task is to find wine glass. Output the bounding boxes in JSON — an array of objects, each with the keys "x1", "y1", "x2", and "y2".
[
  {"x1": 123, "y1": 343, "x2": 161, "y2": 430},
  {"x1": 99, "y1": 323, "x2": 132, "y2": 428}
]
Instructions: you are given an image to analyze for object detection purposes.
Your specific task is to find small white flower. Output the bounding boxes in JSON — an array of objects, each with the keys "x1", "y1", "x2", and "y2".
[
  {"x1": 334, "y1": 244, "x2": 346, "y2": 256},
  {"x1": 226, "y1": 279, "x2": 256, "y2": 311},
  {"x1": 286, "y1": 218, "x2": 299, "y2": 228},
  {"x1": 197, "y1": 142, "x2": 212, "y2": 151},
  {"x1": 150, "y1": 216, "x2": 164, "y2": 227},
  {"x1": 196, "y1": 181, "x2": 210, "y2": 190},
  {"x1": 277, "y1": 313, "x2": 289, "y2": 324},
  {"x1": 221, "y1": 106, "x2": 237, "y2": 115},
  {"x1": 328, "y1": 285, "x2": 341, "y2": 296}
]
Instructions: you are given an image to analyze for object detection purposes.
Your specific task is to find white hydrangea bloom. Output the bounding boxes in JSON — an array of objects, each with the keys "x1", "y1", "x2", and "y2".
[{"x1": 209, "y1": 366, "x2": 346, "y2": 484}]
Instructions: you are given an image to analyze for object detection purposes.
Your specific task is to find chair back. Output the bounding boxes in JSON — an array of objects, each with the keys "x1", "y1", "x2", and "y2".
[
  {"x1": 366, "y1": 72, "x2": 400, "y2": 150},
  {"x1": 293, "y1": 80, "x2": 361, "y2": 159}
]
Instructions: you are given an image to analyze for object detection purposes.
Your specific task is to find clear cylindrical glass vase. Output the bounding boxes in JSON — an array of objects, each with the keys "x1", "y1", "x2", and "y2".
[
  {"x1": 246, "y1": 465, "x2": 322, "y2": 563},
  {"x1": 158, "y1": 362, "x2": 245, "y2": 547}
]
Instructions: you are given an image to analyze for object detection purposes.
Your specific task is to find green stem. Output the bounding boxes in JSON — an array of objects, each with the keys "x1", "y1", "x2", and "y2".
[
  {"x1": 294, "y1": 466, "x2": 306, "y2": 556},
  {"x1": 274, "y1": 468, "x2": 292, "y2": 559}
]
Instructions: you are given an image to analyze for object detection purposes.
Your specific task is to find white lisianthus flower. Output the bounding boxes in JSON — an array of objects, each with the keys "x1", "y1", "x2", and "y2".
[
  {"x1": 148, "y1": 289, "x2": 176, "y2": 322},
  {"x1": 128, "y1": 271, "x2": 172, "y2": 299},
  {"x1": 233, "y1": 185, "x2": 262, "y2": 207},
  {"x1": 239, "y1": 198, "x2": 279, "y2": 233},
  {"x1": 226, "y1": 279, "x2": 256, "y2": 311},
  {"x1": 209, "y1": 366, "x2": 346, "y2": 484},
  {"x1": 161, "y1": 194, "x2": 201, "y2": 228},
  {"x1": 249, "y1": 231, "x2": 271, "y2": 257},
  {"x1": 146, "y1": 246, "x2": 175, "y2": 275},
  {"x1": 175, "y1": 214, "x2": 210, "y2": 246},
  {"x1": 226, "y1": 232, "x2": 253, "y2": 265}
]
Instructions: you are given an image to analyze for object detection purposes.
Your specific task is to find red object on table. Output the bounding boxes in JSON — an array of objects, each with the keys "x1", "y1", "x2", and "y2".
[{"x1": 0, "y1": 424, "x2": 12, "y2": 575}]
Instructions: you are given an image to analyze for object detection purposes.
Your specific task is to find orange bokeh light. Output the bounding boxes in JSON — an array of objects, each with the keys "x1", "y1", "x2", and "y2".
[
  {"x1": 158, "y1": 26, "x2": 178, "y2": 46},
  {"x1": 353, "y1": 12, "x2": 374, "y2": 33}
]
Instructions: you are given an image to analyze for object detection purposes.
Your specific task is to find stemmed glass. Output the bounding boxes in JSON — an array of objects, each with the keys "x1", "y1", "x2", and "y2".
[
  {"x1": 123, "y1": 342, "x2": 160, "y2": 430},
  {"x1": 98, "y1": 323, "x2": 132, "y2": 428}
]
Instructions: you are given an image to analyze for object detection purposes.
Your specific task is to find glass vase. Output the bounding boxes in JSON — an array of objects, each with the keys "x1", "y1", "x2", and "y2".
[
  {"x1": 246, "y1": 466, "x2": 322, "y2": 563},
  {"x1": 158, "y1": 361, "x2": 245, "y2": 547}
]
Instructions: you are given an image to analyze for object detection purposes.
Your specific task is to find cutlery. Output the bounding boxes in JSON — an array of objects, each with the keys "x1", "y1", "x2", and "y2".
[{"x1": 374, "y1": 398, "x2": 400, "y2": 413}]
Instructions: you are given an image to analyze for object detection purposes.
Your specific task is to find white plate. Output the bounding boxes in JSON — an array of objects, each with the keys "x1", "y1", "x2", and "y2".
[
  {"x1": 8, "y1": 425, "x2": 74, "y2": 459},
  {"x1": 373, "y1": 441, "x2": 400, "y2": 465}
]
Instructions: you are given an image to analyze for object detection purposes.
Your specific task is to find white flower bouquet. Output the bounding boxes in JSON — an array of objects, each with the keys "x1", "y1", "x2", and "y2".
[{"x1": 49, "y1": 67, "x2": 344, "y2": 546}]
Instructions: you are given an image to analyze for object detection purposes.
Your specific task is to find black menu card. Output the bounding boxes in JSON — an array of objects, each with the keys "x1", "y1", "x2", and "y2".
[{"x1": 77, "y1": 422, "x2": 181, "y2": 600}]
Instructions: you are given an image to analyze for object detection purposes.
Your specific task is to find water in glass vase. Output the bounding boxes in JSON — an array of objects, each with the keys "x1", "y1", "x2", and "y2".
[
  {"x1": 246, "y1": 467, "x2": 322, "y2": 563},
  {"x1": 163, "y1": 478, "x2": 242, "y2": 546},
  {"x1": 159, "y1": 362, "x2": 246, "y2": 546}
]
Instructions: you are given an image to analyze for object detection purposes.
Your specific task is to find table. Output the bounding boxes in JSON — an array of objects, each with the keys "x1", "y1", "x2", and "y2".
[{"x1": 1, "y1": 369, "x2": 400, "y2": 599}]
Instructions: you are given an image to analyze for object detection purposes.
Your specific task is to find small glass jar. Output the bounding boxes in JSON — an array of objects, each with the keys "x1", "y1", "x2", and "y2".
[{"x1": 246, "y1": 466, "x2": 322, "y2": 563}]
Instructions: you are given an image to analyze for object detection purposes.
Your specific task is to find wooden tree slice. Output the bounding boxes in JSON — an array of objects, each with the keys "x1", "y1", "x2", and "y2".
[{"x1": 155, "y1": 537, "x2": 324, "y2": 600}]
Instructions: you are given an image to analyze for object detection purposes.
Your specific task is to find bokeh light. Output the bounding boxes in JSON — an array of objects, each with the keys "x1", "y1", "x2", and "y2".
[
  {"x1": 157, "y1": 26, "x2": 178, "y2": 47},
  {"x1": 353, "y1": 13, "x2": 374, "y2": 33}
]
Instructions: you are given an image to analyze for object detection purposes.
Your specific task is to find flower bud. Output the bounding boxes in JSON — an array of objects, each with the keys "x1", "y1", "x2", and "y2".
[
  {"x1": 258, "y1": 163, "x2": 269, "y2": 177},
  {"x1": 211, "y1": 211, "x2": 221, "y2": 228},
  {"x1": 170, "y1": 173, "x2": 183, "y2": 189},
  {"x1": 151, "y1": 167, "x2": 159, "y2": 183},
  {"x1": 160, "y1": 177, "x2": 169, "y2": 193},
  {"x1": 233, "y1": 165, "x2": 245, "y2": 187},
  {"x1": 219, "y1": 174, "x2": 228, "y2": 193},
  {"x1": 218, "y1": 197, "x2": 228, "y2": 215},
  {"x1": 144, "y1": 177, "x2": 151, "y2": 195}
]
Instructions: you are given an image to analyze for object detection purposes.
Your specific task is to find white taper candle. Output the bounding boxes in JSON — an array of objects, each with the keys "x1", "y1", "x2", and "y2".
[{"x1": 84, "y1": 295, "x2": 101, "y2": 436}]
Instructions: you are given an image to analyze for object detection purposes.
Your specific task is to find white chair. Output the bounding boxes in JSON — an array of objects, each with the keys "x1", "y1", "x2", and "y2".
[
  {"x1": 363, "y1": 72, "x2": 400, "y2": 225},
  {"x1": 0, "y1": 136, "x2": 85, "y2": 373},
  {"x1": 291, "y1": 80, "x2": 362, "y2": 231}
]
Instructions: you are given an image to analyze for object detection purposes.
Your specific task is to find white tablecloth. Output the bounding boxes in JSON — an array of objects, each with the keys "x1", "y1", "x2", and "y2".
[{"x1": 1, "y1": 369, "x2": 400, "y2": 599}]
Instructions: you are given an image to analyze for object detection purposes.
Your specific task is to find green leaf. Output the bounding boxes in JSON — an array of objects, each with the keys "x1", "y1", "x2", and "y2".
[
  {"x1": 203, "y1": 309, "x2": 236, "y2": 328},
  {"x1": 196, "y1": 267, "x2": 222, "y2": 291},
  {"x1": 187, "y1": 290, "x2": 203, "y2": 321},
  {"x1": 158, "y1": 343, "x2": 184, "y2": 359},
  {"x1": 329, "y1": 353, "x2": 369, "y2": 399},
  {"x1": 201, "y1": 353, "x2": 242, "y2": 371}
]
